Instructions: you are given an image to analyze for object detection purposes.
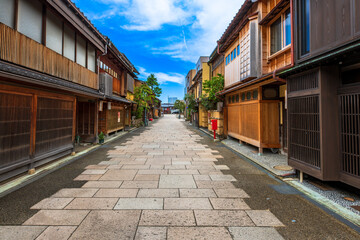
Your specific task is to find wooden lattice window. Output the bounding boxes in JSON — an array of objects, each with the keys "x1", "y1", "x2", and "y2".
[
  {"x1": 340, "y1": 93, "x2": 360, "y2": 177},
  {"x1": 240, "y1": 31, "x2": 250, "y2": 80},
  {"x1": 288, "y1": 95, "x2": 320, "y2": 168},
  {"x1": 288, "y1": 71, "x2": 318, "y2": 93}
]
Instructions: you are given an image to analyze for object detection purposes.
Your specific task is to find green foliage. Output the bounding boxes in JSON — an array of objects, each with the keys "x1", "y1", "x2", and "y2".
[
  {"x1": 146, "y1": 74, "x2": 162, "y2": 98},
  {"x1": 174, "y1": 100, "x2": 185, "y2": 113},
  {"x1": 184, "y1": 93, "x2": 197, "y2": 114},
  {"x1": 134, "y1": 84, "x2": 155, "y2": 110},
  {"x1": 135, "y1": 106, "x2": 144, "y2": 119},
  {"x1": 200, "y1": 74, "x2": 224, "y2": 111},
  {"x1": 98, "y1": 131, "x2": 105, "y2": 140}
]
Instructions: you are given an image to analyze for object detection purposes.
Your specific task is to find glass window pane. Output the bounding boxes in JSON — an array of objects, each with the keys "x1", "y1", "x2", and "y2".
[
  {"x1": 284, "y1": 9, "x2": 291, "y2": 46},
  {"x1": 270, "y1": 18, "x2": 282, "y2": 54},
  {"x1": 301, "y1": 0, "x2": 310, "y2": 55}
]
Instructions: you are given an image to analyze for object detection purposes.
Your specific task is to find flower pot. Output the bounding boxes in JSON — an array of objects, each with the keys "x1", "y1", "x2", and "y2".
[{"x1": 99, "y1": 139, "x2": 104, "y2": 144}]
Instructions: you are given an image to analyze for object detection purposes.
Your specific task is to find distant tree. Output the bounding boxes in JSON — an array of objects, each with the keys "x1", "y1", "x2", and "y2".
[
  {"x1": 200, "y1": 74, "x2": 224, "y2": 111},
  {"x1": 134, "y1": 84, "x2": 155, "y2": 119},
  {"x1": 146, "y1": 74, "x2": 162, "y2": 98},
  {"x1": 184, "y1": 93, "x2": 197, "y2": 117},
  {"x1": 174, "y1": 100, "x2": 185, "y2": 114}
]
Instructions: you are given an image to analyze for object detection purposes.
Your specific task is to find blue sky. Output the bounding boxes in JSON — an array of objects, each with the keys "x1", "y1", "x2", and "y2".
[{"x1": 73, "y1": 0, "x2": 244, "y2": 103}]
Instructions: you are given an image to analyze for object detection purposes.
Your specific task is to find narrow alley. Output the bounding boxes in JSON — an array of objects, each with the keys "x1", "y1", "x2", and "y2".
[{"x1": 0, "y1": 115, "x2": 358, "y2": 239}]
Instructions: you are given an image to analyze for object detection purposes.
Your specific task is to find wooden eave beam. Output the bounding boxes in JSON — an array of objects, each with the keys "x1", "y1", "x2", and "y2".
[{"x1": 259, "y1": 0, "x2": 290, "y2": 25}]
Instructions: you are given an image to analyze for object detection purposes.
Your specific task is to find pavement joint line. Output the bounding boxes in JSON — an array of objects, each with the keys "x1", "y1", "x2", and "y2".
[
  {"x1": 0, "y1": 127, "x2": 140, "y2": 198},
  {"x1": 187, "y1": 123, "x2": 360, "y2": 230}
]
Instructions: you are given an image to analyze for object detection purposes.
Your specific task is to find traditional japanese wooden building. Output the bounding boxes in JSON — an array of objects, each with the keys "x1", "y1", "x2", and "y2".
[
  {"x1": 279, "y1": 0, "x2": 360, "y2": 188},
  {"x1": 0, "y1": 0, "x2": 137, "y2": 181},
  {"x1": 218, "y1": 0, "x2": 292, "y2": 154}
]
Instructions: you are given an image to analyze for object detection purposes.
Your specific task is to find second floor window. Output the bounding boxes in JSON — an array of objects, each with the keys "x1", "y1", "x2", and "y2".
[
  {"x1": 300, "y1": 0, "x2": 310, "y2": 55},
  {"x1": 270, "y1": 8, "x2": 291, "y2": 55}
]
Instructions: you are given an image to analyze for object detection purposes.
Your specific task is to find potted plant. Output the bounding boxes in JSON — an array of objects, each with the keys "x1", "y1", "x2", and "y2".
[{"x1": 98, "y1": 131, "x2": 105, "y2": 144}]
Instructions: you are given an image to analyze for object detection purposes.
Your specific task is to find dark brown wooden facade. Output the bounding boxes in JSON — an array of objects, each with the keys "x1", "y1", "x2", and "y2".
[
  {"x1": 0, "y1": 0, "x2": 137, "y2": 182},
  {"x1": 282, "y1": 0, "x2": 360, "y2": 188}
]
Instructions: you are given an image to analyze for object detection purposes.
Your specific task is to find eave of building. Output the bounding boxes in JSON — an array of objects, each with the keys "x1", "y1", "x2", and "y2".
[
  {"x1": 259, "y1": 0, "x2": 290, "y2": 25},
  {"x1": 218, "y1": 73, "x2": 273, "y2": 95},
  {"x1": 217, "y1": 0, "x2": 256, "y2": 53},
  {"x1": 106, "y1": 95, "x2": 132, "y2": 104},
  {"x1": 208, "y1": 47, "x2": 218, "y2": 63},
  {"x1": 107, "y1": 44, "x2": 138, "y2": 78},
  {"x1": 47, "y1": 0, "x2": 107, "y2": 52},
  {"x1": 279, "y1": 41, "x2": 360, "y2": 77}
]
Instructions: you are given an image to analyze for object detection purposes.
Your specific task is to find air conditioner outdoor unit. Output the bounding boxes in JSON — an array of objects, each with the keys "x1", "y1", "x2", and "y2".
[{"x1": 99, "y1": 72, "x2": 113, "y2": 97}]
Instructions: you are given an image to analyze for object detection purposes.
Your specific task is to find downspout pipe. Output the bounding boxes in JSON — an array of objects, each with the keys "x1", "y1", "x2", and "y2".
[{"x1": 272, "y1": 0, "x2": 294, "y2": 82}]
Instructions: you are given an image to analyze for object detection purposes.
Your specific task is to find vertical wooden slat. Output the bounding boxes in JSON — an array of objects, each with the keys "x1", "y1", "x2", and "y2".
[{"x1": 30, "y1": 94, "x2": 37, "y2": 157}]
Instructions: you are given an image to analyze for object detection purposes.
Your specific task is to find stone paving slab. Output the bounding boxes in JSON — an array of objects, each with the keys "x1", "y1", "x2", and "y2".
[
  {"x1": 137, "y1": 189, "x2": 179, "y2": 198},
  {"x1": 140, "y1": 210, "x2": 196, "y2": 226},
  {"x1": 23, "y1": 210, "x2": 89, "y2": 226},
  {"x1": 114, "y1": 198, "x2": 163, "y2": 209},
  {"x1": 94, "y1": 189, "x2": 138, "y2": 198},
  {"x1": 246, "y1": 210, "x2": 284, "y2": 227},
  {"x1": 159, "y1": 175, "x2": 196, "y2": 188},
  {"x1": 65, "y1": 198, "x2": 118, "y2": 209},
  {"x1": 69, "y1": 210, "x2": 140, "y2": 240},
  {"x1": 0, "y1": 226, "x2": 46, "y2": 240},
  {"x1": 74, "y1": 175, "x2": 102, "y2": 181},
  {"x1": 164, "y1": 198, "x2": 212, "y2": 210},
  {"x1": 214, "y1": 188, "x2": 250, "y2": 198},
  {"x1": 167, "y1": 227, "x2": 233, "y2": 240},
  {"x1": 135, "y1": 227, "x2": 167, "y2": 240},
  {"x1": 120, "y1": 180, "x2": 159, "y2": 189},
  {"x1": 81, "y1": 180, "x2": 123, "y2": 189},
  {"x1": 36, "y1": 226, "x2": 77, "y2": 240},
  {"x1": 194, "y1": 210, "x2": 255, "y2": 226},
  {"x1": 134, "y1": 174, "x2": 160, "y2": 181},
  {"x1": 31, "y1": 198, "x2": 73, "y2": 210},
  {"x1": 228, "y1": 227, "x2": 285, "y2": 240},
  {"x1": 179, "y1": 189, "x2": 217, "y2": 198},
  {"x1": 210, "y1": 198, "x2": 251, "y2": 210},
  {"x1": 51, "y1": 188, "x2": 98, "y2": 198},
  {"x1": 99, "y1": 170, "x2": 137, "y2": 181}
]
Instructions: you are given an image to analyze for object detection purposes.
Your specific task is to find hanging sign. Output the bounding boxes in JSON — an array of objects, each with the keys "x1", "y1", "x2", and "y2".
[{"x1": 118, "y1": 112, "x2": 120, "y2": 122}]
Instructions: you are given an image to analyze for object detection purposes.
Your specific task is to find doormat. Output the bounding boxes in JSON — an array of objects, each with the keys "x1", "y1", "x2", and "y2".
[{"x1": 273, "y1": 165, "x2": 293, "y2": 171}]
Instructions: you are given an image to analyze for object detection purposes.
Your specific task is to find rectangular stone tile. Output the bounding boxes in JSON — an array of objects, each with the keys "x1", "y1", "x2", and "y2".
[
  {"x1": 69, "y1": 210, "x2": 140, "y2": 240},
  {"x1": 85, "y1": 165, "x2": 107, "y2": 169},
  {"x1": 81, "y1": 169, "x2": 107, "y2": 175},
  {"x1": 194, "y1": 210, "x2": 254, "y2": 227},
  {"x1": 134, "y1": 174, "x2": 160, "y2": 181},
  {"x1": 193, "y1": 175, "x2": 211, "y2": 181},
  {"x1": 98, "y1": 161, "x2": 120, "y2": 165},
  {"x1": 120, "y1": 160, "x2": 146, "y2": 165},
  {"x1": 214, "y1": 189, "x2": 250, "y2": 198},
  {"x1": 179, "y1": 189, "x2": 217, "y2": 198},
  {"x1": 210, "y1": 198, "x2": 250, "y2": 210},
  {"x1": 214, "y1": 165, "x2": 230, "y2": 170},
  {"x1": 99, "y1": 170, "x2": 137, "y2": 181},
  {"x1": 106, "y1": 165, "x2": 122, "y2": 169},
  {"x1": 164, "y1": 198, "x2": 212, "y2": 210},
  {"x1": 140, "y1": 210, "x2": 196, "y2": 226},
  {"x1": 168, "y1": 227, "x2": 232, "y2": 240},
  {"x1": 228, "y1": 227, "x2": 285, "y2": 240},
  {"x1": 246, "y1": 210, "x2": 284, "y2": 227},
  {"x1": 114, "y1": 198, "x2": 163, "y2": 210},
  {"x1": 159, "y1": 175, "x2": 196, "y2": 189},
  {"x1": 0, "y1": 226, "x2": 46, "y2": 239},
  {"x1": 120, "y1": 181, "x2": 158, "y2": 189},
  {"x1": 138, "y1": 169, "x2": 168, "y2": 175},
  {"x1": 210, "y1": 175, "x2": 237, "y2": 181},
  {"x1": 65, "y1": 198, "x2": 118, "y2": 209},
  {"x1": 168, "y1": 170, "x2": 199, "y2": 175},
  {"x1": 31, "y1": 198, "x2": 73, "y2": 210},
  {"x1": 74, "y1": 175, "x2": 102, "y2": 181},
  {"x1": 186, "y1": 165, "x2": 215, "y2": 170},
  {"x1": 138, "y1": 189, "x2": 179, "y2": 198},
  {"x1": 172, "y1": 161, "x2": 191, "y2": 165},
  {"x1": 122, "y1": 165, "x2": 150, "y2": 170},
  {"x1": 94, "y1": 188, "x2": 138, "y2": 198},
  {"x1": 23, "y1": 210, "x2": 89, "y2": 226},
  {"x1": 52, "y1": 188, "x2": 98, "y2": 198},
  {"x1": 149, "y1": 165, "x2": 165, "y2": 169},
  {"x1": 164, "y1": 165, "x2": 186, "y2": 170},
  {"x1": 135, "y1": 227, "x2": 167, "y2": 240},
  {"x1": 146, "y1": 159, "x2": 172, "y2": 165},
  {"x1": 195, "y1": 181, "x2": 236, "y2": 189},
  {"x1": 82, "y1": 181, "x2": 122, "y2": 189},
  {"x1": 36, "y1": 226, "x2": 77, "y2": 240}
]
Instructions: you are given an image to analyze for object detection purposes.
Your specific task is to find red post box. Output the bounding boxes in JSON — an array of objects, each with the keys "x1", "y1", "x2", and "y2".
[
  {"x1": 211, "y1": 119, "x2": 217, "y2": 140},
  {"x1": 211, "y1": 119, "x2": 218, "y2": 130}
]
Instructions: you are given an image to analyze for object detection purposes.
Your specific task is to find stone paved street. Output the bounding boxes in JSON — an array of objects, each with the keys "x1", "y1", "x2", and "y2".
[{"x1": 0, "y1": 115, "x2": 359, "y2": 239}]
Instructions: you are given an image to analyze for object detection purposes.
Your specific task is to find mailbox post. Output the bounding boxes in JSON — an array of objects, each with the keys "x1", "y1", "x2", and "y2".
[{"x1": 211, "y1": 119, "x2": 218, "y2": 140}]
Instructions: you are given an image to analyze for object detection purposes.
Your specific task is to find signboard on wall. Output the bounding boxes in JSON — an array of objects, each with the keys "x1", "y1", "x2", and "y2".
[{"x1": 118, "y1": 112, "x2": 120, "y2": 122}]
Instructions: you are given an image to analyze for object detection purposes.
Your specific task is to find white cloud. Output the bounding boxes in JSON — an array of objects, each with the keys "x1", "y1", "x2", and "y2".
[{"x1": 138, "y1": 67, "x2": 184, "y2": 85}]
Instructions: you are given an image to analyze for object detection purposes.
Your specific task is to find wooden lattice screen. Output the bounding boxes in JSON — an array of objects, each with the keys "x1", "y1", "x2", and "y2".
[
  {"x1": 288, "y1": 96, "x2": 321, "y2": 168},
  {"x1": 340, "y1": 93, "x2": 360, "y2": 177},
  {"x1": 35, "y1": 97, "x2": 73, "y2": 156},
  {"x1": 0, "y1": 92, "x2": 31, "y2": 169}
]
